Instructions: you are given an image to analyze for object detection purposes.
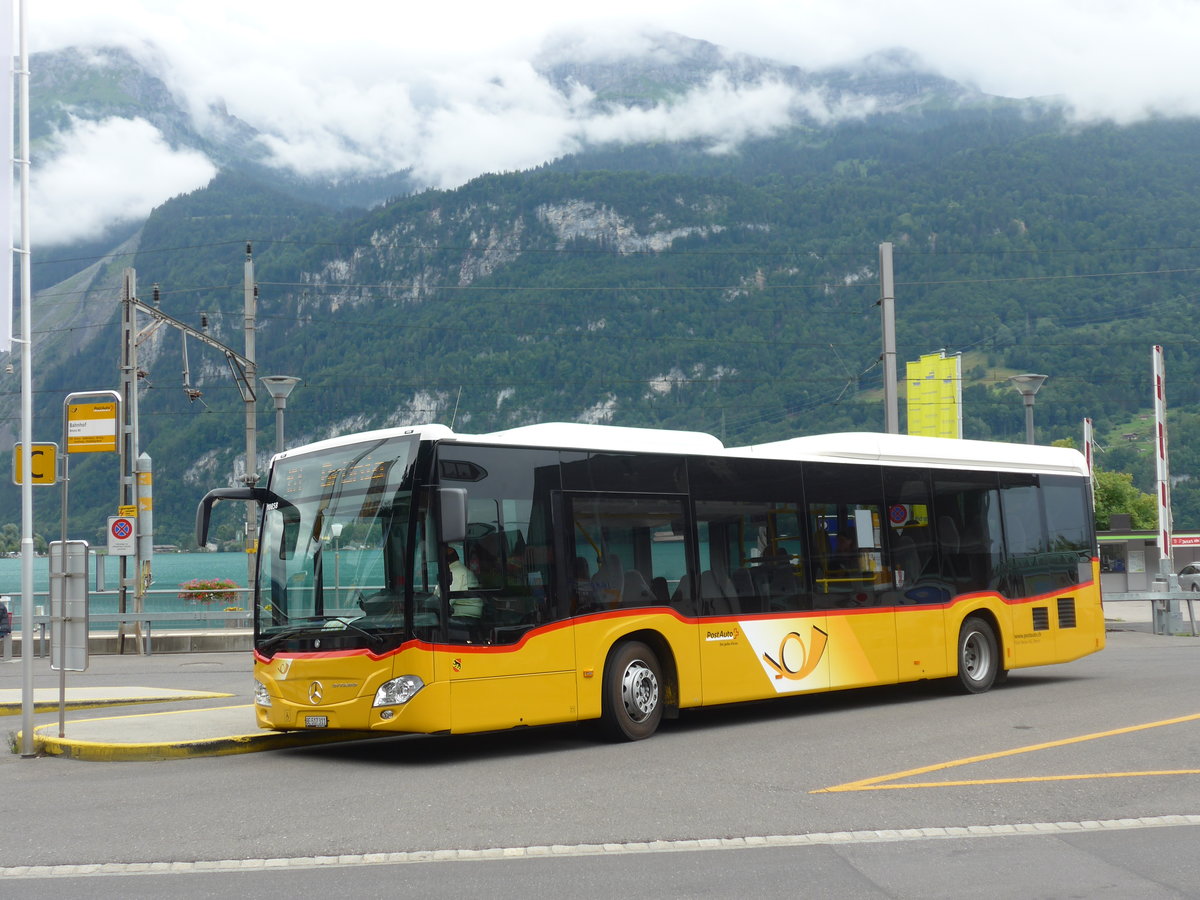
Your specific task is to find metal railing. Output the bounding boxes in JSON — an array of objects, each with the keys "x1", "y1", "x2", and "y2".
[
  {"x1": 1, "y1": 585, "x2": 255, "y2": 655},
  {"x1": 1103, "y1": 591, "x2": 1198, "y2": 636}
]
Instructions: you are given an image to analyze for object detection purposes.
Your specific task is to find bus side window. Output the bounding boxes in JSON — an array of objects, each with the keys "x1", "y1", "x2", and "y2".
[
  {"x1": 932, "y1": 471, "x2": 1002, "y2": 595},
  {"x1": 882, "y1": 469, "x2": 942, "y2": 604},
  {"x1": 694, "y1": 501, "x2": 808, "y2": 614},
  {"x1": 569, "y1": 495, "x2": 689, "y2": 615},
  {"x1": 439, "y1": 447, "x2": 562, "y2": 645}
]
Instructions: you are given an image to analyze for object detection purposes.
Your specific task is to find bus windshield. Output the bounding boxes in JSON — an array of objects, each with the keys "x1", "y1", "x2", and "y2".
[{"x1": 256, "y1": 435, "x2": 423, "y2": 655}]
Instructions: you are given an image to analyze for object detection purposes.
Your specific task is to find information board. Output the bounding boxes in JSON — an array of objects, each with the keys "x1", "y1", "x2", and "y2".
[{"x1": 66, "y1": 401, "x2": 118, "y2": 453}]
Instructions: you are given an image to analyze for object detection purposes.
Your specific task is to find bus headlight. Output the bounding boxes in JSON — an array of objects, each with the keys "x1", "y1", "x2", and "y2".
[
  {"x1": 374, "y1": 675, "x2": 425, "y2": 707},
  {"x1": 254, "y1": 680, "x2": 273, "y2": 708}
]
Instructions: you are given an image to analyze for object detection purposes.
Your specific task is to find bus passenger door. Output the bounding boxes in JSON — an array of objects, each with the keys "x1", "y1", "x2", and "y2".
[
  {"x1": 436, "y1": 448, "x2": 579, "y2": 734},
  {"x1": 561, "y1": 492, "x2": 703, "y2": 715}
]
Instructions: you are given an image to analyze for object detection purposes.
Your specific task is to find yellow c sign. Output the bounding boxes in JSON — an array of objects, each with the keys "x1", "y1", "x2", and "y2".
[{"x1": 12, "y1": 442, "x2": 58, "y2": 485}]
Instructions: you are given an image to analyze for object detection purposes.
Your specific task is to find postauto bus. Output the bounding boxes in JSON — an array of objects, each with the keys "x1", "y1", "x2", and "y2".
[{"x1": 196, "y1": 423, "x2": 1104, "y2": 741}]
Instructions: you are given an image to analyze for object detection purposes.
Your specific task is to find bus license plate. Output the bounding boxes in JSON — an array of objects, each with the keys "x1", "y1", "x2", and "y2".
[{"x1": 305, "y1": 716, "x2": 328, "y2": 728}]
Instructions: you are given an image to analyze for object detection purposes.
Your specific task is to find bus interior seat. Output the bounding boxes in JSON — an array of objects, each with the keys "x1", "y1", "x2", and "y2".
[
  {"x1": 936, "y1": 516, "x2": 962, "y2": 580},
  {"x1": 591, "y1": 554, "x2": 624, "y2": 606},
  {"x1": 621, "y1": 569, "x2": 657, "y2": 607},
  {"x1": 573, "y1": 556, "x2": 590, "y2": 581},
  {"x1": 651, "y1": 576, "x2": 671, "y2": 605},
  {"x1": 700, "y1": 569, "x2": 738, "y2": 615},
  {"x1": 958, "y1": 523, "x2": 992, "y2": 590},
  {"x1": 671, "y1": 572, "x2": 692, "y2": 606},
  {"x1": 731, "y1": 567, "x2": 755, "y2": 598},
  {"x1": 731, "y1": 567, "x2": 760, "y2": 611},
  {"x1": 761, "y1": 561, "x2": 801, "y2": 608}
]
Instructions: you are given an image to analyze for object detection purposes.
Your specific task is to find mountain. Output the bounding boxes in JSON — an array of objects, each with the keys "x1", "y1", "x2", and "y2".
[{"x1": 7, "y1": 35, "x2": 1200, "y2": 549}]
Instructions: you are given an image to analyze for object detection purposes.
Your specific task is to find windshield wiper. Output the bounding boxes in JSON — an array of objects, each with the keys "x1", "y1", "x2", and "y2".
[
  {"x1": 257, "y1": 624, "x2": 319, "y2": 653},
  {"x1": 330, "y1": 617, "x2": 386, "y2": 647},
  {"x1": 257, "y1": 616, "x2": 386, "y2": 653}
]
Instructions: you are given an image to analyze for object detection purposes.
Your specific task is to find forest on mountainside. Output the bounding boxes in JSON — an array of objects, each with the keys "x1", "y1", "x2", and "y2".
[{"x1": 11, "y1": 106, "x2": 1200, "y2": 546}]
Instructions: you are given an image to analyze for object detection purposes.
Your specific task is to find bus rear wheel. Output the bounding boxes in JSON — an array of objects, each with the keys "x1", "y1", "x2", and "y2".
[
  {"x1": 601, "y1": 640, "x2": 664, "y2": 741},
  {"x1": 956, "y1": 616, "x2": 998, "y2": 694}
]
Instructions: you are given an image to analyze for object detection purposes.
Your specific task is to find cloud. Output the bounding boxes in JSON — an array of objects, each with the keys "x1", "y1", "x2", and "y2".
[
  {"x1": 22, "y1": 0, "x2": 1200, "y2": 236},
  {"x1": 579, "y1": 75, "x2": 873, "y2": 153},
  {"x1": 32, "y1": 117, "x2": 216, "y2": 246},
  {"x1": 30, "y1": 0, "x2": 1200, "y2": 122}
]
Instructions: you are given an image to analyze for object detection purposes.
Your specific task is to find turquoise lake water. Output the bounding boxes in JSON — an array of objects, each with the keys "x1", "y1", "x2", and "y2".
[{"x1": 0, "y1": 552, "x2": 252, "y2": 629}]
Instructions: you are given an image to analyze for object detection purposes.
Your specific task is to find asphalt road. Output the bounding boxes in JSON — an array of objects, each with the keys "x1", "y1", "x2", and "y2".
[{"x1": 3, "y1": 629, "x2": 1200, "y2": 897}]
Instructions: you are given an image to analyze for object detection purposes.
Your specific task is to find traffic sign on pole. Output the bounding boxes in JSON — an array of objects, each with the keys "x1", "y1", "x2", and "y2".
[
  {"x1": 107, "y1": 515, "x2": 136, "y2": 556},
  {"x1": 11, "y1": 442, "x2": 57, "y2": 484}
]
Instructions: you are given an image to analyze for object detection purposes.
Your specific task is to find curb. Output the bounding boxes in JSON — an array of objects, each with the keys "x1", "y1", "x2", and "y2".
[{"x1": 23, "y1": 705, "x2": 383, "y2": 761}]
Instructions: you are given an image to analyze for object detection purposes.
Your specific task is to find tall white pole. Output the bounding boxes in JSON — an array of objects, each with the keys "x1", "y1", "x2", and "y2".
[
  {"x1": 879, "y1": 242, "x2": 899, "y2": 434},
  {"x1": 1152, "y1": 345, "x2": 1172, "y2": 570},
  {"x1": 1082, "y1": 416, "x2": 1095, "y2": 514},
  {"x1": 17, "y1": 0, "x2": 35, "y2": 757},
  {"x1": 1082, "y1": 418, "x2": 1093, "y2": 475},
  {"x1": 243, "y1": 244, "x2": 257, "y2": 594}
]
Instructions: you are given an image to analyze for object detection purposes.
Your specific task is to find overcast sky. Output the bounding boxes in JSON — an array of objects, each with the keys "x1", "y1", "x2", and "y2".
[{"x1": 23, "y1": 0, "x2": 1200, "y2": 246}]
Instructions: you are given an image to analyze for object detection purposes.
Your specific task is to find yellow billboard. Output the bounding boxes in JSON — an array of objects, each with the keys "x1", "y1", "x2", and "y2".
[{"x1": 906, "y1": 351, "x2": 961, "y2": 439}]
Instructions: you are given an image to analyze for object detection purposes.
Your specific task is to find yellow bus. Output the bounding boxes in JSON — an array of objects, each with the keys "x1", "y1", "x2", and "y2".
[{"x1": 196, "y1": 423, "x2": 1104, "y2": 741}]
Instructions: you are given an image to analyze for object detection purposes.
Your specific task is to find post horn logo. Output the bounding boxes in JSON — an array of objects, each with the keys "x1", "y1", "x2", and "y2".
[{"x1": 762, "y1": 627, "x2": 828, "y2": 681}]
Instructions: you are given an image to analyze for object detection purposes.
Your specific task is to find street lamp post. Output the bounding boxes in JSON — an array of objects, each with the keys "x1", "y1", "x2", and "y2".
[
  {"x1": 261, "y1": 375, "x2": 301, "y2": 455},
  {"x1": 1008, "y1": 374, "x2": 1048, "y2": 445}
]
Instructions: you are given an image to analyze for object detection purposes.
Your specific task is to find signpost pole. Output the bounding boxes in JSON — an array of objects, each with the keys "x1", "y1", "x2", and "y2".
[
  {"x1": 56, "y1": 391, "x2": 121, "y2": 737},
  {"x1": 57, "y1": 438, "x2": 68, "y2": 738}
]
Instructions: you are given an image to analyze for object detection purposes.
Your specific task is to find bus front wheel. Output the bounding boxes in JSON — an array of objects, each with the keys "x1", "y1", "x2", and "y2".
[
  {"x1": 956, "y1": 616, "x2": 998, "y2": 694},
  {"x1": 601, "y1": 640, "x2": 664, "y2": 741}
]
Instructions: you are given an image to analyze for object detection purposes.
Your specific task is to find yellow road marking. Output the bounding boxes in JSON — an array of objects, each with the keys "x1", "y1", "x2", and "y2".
[{"x1": 815, "y1": 712, "x2": 1200, "y2": 793}]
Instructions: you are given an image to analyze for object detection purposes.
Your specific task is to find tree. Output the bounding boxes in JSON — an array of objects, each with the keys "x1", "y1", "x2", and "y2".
[
  {"x1": 0, "y1": 523, "x2": 47, "y2": 554},
  {"x1": 1092, "y1": 469, "x2": 1157, "y2": 531}
]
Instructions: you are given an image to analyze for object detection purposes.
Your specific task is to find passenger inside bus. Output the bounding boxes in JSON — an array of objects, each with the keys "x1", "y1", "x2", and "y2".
[
  {"x1": 446, "y1": 545, "x2": 483, "y2": 618},
  {"x1": 446, "y1": 545, "x2": 477, "y2": 591}
]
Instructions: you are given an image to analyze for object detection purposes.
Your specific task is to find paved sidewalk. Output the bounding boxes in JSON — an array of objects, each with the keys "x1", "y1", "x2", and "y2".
[
  {"x1": 26, "y1": 704, "x2": 378, "y2": 761},
  {"x1": 0, "y1": 685, "x2": 232, "y2": 714}
]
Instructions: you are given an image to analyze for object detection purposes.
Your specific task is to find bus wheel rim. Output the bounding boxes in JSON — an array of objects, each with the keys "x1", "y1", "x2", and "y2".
[
  {"x1": 963, "y1": 631, "x2": 990, "y2": 680},
  {"x1": 621, "y1": 659, "x2": 659, "y2": 722}
]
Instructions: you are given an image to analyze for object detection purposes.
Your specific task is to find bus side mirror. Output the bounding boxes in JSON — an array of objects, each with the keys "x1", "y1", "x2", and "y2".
[
  {"x1": 196, "y1": 487, "x2": 260, "y2": 548},
  {"x1": 440, "y1": 487, "x2": 467, "y2": 543},
  {"x1": 195, "y1": 486, "x2": 299, "y2": 556}
]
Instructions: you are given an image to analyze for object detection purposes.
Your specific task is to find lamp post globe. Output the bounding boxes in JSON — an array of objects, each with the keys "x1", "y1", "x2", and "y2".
[
  {"x1": 1008, "y1": 374, "x2": 1047, "y2": 445},
  {"x1": 261, "y1": 375, "x2": 301, "y2": 454}
]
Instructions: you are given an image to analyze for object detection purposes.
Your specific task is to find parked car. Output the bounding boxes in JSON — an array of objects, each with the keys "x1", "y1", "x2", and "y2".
[{"x1": 1179, "y1": 563, "x2": 1200, "y2": 591}]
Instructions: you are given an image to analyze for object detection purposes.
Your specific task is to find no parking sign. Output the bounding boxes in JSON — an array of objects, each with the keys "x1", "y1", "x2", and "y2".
[{"x1": 107, "y1": 515, "x2": 136, "y2": 556}]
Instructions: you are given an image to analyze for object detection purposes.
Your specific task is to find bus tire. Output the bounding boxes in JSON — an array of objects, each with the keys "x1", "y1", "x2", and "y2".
[
  {"x1": 601, "y1": 640, "x2": 664, "y2": 741},
  {"x1": 956, "y1": 616, "x2": 998, "y2": 694}
]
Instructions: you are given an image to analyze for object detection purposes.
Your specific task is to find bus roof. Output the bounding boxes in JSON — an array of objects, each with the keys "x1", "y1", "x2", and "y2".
[
  {"x1": 729, "y1": 432, "x2": 1088, "y2": 476},
  {"x1": 470, "y1": 422, "x2": 726, "y2": 455},
  {"x1": 273, "y1": 422, "x2": 1087, "y2": 477}
]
